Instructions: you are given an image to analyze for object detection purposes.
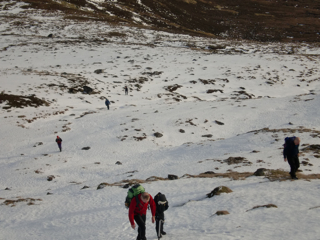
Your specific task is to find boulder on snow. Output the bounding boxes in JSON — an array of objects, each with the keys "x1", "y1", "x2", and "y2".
[
  {"x1": 154, "y1": 132, "x2": 163, "y2": 138},
  {"x1": 168, "y1": 174, "x2": 179, "y2": 180},
  {"x1": 47, "y1": 175, "x2": 55, "y2": 181},
  {"x1": 254, "y1": 168, "x2": 271, "y2": 176},
  {"x1": 202, "y1": 134, "x2": 213, "y2": 138},
  {"x1": 94, "y1": 69, "x2": 104, "y2": 74},
  {"x1": 83, "y1": 86, "x2": 93, "y2": 94},
  {"x1": 97, "y1": 183, "x2": 110, "y2": 190},
  {"x1": 207, "y1": 89, "x2": 223, "y2": 94},
  {"x1": 207, "y1": 186, "x2": 232, "y2": 198},
  {"x1": 215, "y1": 210, "x2": 230, "y2": 216},
  {"x1": 215, "y1": 120, "x2": 225, "y2": 125}
]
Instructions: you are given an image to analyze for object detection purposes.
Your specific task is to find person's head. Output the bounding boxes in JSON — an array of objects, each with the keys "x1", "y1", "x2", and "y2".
[
  {"x1": 294, "y1": 137, "x2": 300, "y2": 145},
  {"x1": 57, "y1": 136, "x2": 59, "y2": 138},
  {"x1": 141, "y1": 192, "x2": 150, "y2": 203}
]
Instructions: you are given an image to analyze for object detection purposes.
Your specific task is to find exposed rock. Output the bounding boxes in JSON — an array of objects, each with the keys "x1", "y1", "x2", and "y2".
[
  {"x1": 115, "y1": 161, "x2": 122, "y2": 165},
  {"x1": 68, "y1": 88, "x2": 78, "y2": 94},
  {"x1": 302, "y1": 144, "x2": 320, "y2": 153},
  {"x1": 83, "y1": 86, "x2": 93, "y2": 94},
  {"x1": 47, "y1": 175, "x2": 55, "y2": 181},
  {"x1": 81, "y1": 186, "x2": 90, "y2": 189},
  {"x1": 202, "y1": 134, "x2": 213, "y2": 138},
  {"x1": 33, "y1": 142, "x2": 43, "y2": 147},
  {"x1": 207, "y1": 186, "x2": 232, "y2": 198},
  {"x1": 179, "y1": 129, "x2": 185, "y2": 133},
  {"x1": 202, "y1": 171, "x2": 215, "y2": 174},
  {"x1": 254, "y1": 168, "x2": 271, "y2": 176},
  {"x1": 207, "y1": 89, "x2": 223, "y2": 94},
  {"x1": 165, "y1": 84, "x2": 182, "y2": 92},
  {"x1": 154, "y1": 132, "x2": 163, "y2": 138},
  {"x1": 97, "y1": 183, "x2": 110, "y2": 190},
  {"x1": 215, "y1": 210, "x2": 230, "y2": 216},
  {"x1": 251, "y1": 150, "x2": 260, "y2": 153},
  {"x1": 215, "y1": 120, "x2": 224, "y2": 125},
  {"x1": 94, "y1": 69, "x2": 104, "y2": 74},
  {"x1": 81, "y1": 147, "x2": 90, "y2": 150},
  {"x1": 168, "y1": 174, "x2": 178, "y2": 180}
]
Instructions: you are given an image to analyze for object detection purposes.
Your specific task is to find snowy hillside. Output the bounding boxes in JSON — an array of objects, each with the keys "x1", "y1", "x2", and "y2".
[{"x1": 1, "y1": 2, "x2": 320, "y2": 240}]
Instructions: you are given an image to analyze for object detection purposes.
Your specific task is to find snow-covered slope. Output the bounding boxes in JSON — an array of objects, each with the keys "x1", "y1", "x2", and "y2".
[{"x1": 1, "y1": 2, "x2": 320, "y2": 240}]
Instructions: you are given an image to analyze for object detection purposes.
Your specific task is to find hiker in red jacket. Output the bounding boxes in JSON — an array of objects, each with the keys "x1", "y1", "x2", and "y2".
[
  {"x1": 56, "y1": 136, "x2": 62, "y2": 152},
  {"x1": 129, "y1": 192, "x2": 156, "y2": 240}
]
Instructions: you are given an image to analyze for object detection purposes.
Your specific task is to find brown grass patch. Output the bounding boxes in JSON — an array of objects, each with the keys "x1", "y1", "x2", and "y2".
[
  {"x1": 0, "y1": 93, "x2": 50, "y2": 109},
  {"x1": 2, "y1": 198, "x2": 42, "y2": 207}
]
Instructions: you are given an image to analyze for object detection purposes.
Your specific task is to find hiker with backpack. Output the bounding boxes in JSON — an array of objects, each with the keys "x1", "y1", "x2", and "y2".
[
  {"x1": 283, "y1": 136, "x2": 300, "y2": 180},
  {"x1": 124, "y1": 86, "x2": 129, "y2": 95},
  {"x1": 154, "y1": 192, "x2": 169, "y2": 239},
  {"x1": 128, "y1": 189, "x2": 156, "y2": 240},
  {"x1": 105, "y1": 98, "x2": 110, "y2": 110},
  {"x1": 56, "y1": 136, "x2": 62, "y2": 152}
]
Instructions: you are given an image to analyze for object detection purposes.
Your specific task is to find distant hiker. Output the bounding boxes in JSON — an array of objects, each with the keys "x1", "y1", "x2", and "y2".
[
  {"x1": 154, "y1": 192, "x2": 169, "y2": 239},
  {"x1": 105, "y1": 98, "x2": 110, "y2": 110},
  {"x1": 56, "y1": 136, "x2": 62, "y2": 152},
  {"x1": 129, "y1": 192, "x2": 156, "y2": 240},
  {"x1": 283, "y1": 136, "x2": 300, "y2": 180},
  {"x1": 124, "y1": 86, "x2": 129, "y2": 95}
]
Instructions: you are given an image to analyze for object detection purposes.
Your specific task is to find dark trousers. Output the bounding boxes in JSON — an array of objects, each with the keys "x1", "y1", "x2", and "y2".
[
  {"x1": 134, "y1": 214, "x2": 146, "y2": 240},
  {"x1": 155, "y1": 217, "x2": 164, "y2": 237},
  {"x1": 106, "y1": 104, "x2": 109, "y2": 110},
  {"x1": 287, "y1": 155, "x2": 300, "y2": 178},
  {"x1": 57, "y1": 143, "x2": 62, "y2": 152}
]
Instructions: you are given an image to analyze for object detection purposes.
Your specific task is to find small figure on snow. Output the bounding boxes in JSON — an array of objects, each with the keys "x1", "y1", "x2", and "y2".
[
  {"x1": 283, "y1": 136, "x2": 300, "y2": 180},
  {"x1": 129, "y1": 192, "x2": 156, "y2": 240},
  {"x1": 105, "y1": 98, "x2": 110, "y2": 110},
  {"x1": 154, "y1": 192, "x2": 169, "y2": 239},
  {"x1": 56, "y1": 136, "x2": 62, "y2": 152},
  {"x1": 124, "y1": 86, "x2": 129, "y2": 95}
]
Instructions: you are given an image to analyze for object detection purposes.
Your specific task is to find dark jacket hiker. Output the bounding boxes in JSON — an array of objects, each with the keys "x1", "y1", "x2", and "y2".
[
  {"x1": 154, "y1": 192, "x2": 169, "y2": 238},
  {"x1": 105, "y1": 99, "x2": 110, "y2": 110},
  {"x1": 56, "y1": 136, "x2": 62, "y2": 152},
  {"x1": 283, "y1": 136, "x2": 300, "y2": 179}
]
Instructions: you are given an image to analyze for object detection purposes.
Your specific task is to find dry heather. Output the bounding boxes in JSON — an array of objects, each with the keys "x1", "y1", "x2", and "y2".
[
  {"x1": 15, "y1": 0, "x2": 320, "y2": 43},
  {"x1": 96, "y1": 170, "x2": 320, "y2": 189}
]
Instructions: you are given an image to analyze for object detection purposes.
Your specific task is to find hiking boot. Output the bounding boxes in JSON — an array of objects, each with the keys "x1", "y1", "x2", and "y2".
[
  {"x1": 293, "y1": 177, "x2": 298, "y2": 180},
  {"x1": 161, "y1": 231, "x2": 166, "y2": 235}
]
